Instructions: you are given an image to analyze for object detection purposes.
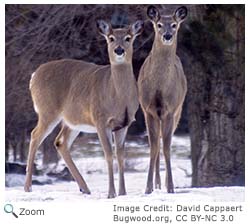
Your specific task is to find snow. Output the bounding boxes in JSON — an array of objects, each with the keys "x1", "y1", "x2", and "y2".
[
  {"x1": 5, "y1": 175, "x2": 244, "y2": 202},
  {"x1": 5, "y1": 135, "x2": 245, "y2": 202}
]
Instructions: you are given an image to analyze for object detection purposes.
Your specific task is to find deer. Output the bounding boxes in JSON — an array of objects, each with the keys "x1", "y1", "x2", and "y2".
[
  {"x1": 138, "y1": 6, "x2": 188, "y2": 194},
  {"x1": 24, "y1": 19, "x2": 144, "y2": 198}
]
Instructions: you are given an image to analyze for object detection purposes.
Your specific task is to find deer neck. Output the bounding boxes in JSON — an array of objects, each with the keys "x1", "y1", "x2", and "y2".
[
  {"x1": 110, "y1": 63, "x2": 136, "y2": 97},
  {"x1": 151, "y1": 38, "x2": 177, "y2": 74}
]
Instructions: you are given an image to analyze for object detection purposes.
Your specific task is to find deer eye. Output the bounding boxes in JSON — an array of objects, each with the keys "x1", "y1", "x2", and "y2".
[
  {"x1": 171, "y1": 23, "x2": 177, "y2": 29},
  {"x1": 157, "y1": 23, "x2": 163, "y2": 28},
  {"x1": 109, "y1": 35, "x2": 115, "y2": 42},
  {"x1": 125, "y1": 35, "x2": 131, "y2": 42}
]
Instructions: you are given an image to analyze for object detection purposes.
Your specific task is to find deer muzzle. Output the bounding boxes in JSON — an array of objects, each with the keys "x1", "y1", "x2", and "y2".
[
  {"x1": 114, "y1": 46, "x2": 125, "y2": 56},
  {"x1": 162, "y1": 33, "x2": 173, "y2": 45}
]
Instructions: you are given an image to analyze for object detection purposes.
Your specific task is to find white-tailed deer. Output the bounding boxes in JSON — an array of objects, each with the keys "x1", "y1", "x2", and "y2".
[
  {"x1": 24, "y1": 19, "x2": 143, "y2": 198},
  {"x1": 138, "y1": 6, "x2": 187, "y2": 194}
]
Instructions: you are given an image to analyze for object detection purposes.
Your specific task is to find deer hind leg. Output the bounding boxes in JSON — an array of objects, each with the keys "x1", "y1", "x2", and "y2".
[
  {"x1": 54, "y1": 125, "x2": 90, "y2": 194},
  {"x1": 173, "y1": 105, "x2": 183, "y2": 132},
  {"x1": 145, "y1": 113, "x2": 160, "y2": 194},
  {"x1": 24, "y1": 116, "x2": 61, "y2": 192},
  {"x1": 155, "y1": 152, "x2": 161, "y2": 189},
  {"x1": 97, "y1": 126, "x2": 116, "y2": 198},
  {"x1": 113, "y1": 127, "x2": 128, "y2": 196},
  {"x1": 161, "y1": 114, "x2": 174, "y2": 193}
]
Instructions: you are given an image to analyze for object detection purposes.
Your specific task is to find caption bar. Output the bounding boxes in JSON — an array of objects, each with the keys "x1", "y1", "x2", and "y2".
[{"x1": 112, "y1": 203, "x2": 244, "y2": 223}]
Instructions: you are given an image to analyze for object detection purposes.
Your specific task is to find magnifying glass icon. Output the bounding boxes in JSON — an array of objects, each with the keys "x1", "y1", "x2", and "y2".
[{"x1": 4, "y1": 204, "x2": 18, "y2": 218}]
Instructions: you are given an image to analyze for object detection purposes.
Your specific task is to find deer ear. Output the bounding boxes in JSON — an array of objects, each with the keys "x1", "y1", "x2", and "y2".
[
  {"x1": 96, "y1": 20, "x2": 111, "y2": 36},
  {"x1": 131, "y1": 20, "x2": 144, "y2": 36},
  {"x1": 174, "y1": 6, "x2": 188, "y2": 23},
  {"x1": 147, "y1": 5, "x2": 160, "y2": 22}
]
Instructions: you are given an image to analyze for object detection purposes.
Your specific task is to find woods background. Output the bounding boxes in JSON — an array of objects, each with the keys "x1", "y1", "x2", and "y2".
[{"x1": 5, "y1": 4, "x2": 245, "y2": 187}]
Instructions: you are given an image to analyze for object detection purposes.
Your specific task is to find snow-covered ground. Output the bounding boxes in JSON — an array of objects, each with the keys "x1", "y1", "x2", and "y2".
[
  {"x1": 5, "y1": 135, "x2": 245, "y2": 202},
  {"x1": 5, "y1": 175, "x2": 244, "y2": 202}
]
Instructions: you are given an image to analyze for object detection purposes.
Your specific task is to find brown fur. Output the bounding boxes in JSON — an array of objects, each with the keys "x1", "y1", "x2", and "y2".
[
  {"x1": 24, "y1": 20, "x2": 143, "y2": 198},
  {"x1": 138, "y1": 6, "x2": 187, "y2": 194}
]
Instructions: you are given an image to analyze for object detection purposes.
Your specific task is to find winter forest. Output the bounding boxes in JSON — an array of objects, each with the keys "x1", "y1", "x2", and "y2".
[{"x1": 5, "y1": 4, "x2": 244, "y2": 201}]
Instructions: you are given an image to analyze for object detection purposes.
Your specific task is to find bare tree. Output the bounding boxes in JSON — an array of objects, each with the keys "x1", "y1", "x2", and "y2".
[{"x1": 180, "y1": 5, "x2": 245, "y2": 186}]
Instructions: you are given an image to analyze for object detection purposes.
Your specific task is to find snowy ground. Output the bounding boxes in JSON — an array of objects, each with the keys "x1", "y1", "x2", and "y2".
[
  {"x1": 5, "y1": 175, "x2": 244, "y2": 202},
  {"x1": 5, "y1": 135, "x2": 245, "y2": 202}
]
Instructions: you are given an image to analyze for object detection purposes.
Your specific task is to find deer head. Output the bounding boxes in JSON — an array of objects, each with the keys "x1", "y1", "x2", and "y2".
[
  {"x1": 97, "y1": 20, "x2": 144, "y2": 64},
  {"x1": 147, "y1": 6, "x2": 187, "y2": 46}
]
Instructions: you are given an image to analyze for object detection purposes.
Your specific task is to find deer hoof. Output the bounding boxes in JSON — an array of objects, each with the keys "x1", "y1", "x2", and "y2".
[
  {"x1": 145, "y1": 187, "x2": 153, "y2": 194},
  {"x1": 108, "y1": 192, "x2": 116, "y2": 199},
  {"x1": 80, "y1": 188, "x2": 91, "y2": 195},
  {"x1": 24, "y1": 185, "x2": 32, "y2": 192},
  {"x1": 155, "y1": 183, "x2": 161, "y2": 189},
  {"x1": 24, "y1": 187, "x2": 32, "y2": 192},
  {"x1": 118, "y1": 190, "x2": 127, "y2": 196},
  {"x1": 167, "y1": 188, "x2": 174, "y2": 193}
]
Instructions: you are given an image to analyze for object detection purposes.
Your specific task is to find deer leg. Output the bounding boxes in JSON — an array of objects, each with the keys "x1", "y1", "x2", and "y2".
[
  {"x1": 24, "y1": 116, "x2": 61, "y2": 192},
  {"x1": 173, "y1": 105, "x2": 183, "y2": 132},
  {"x1": 97, "y1": 126, "x2": 116, "y2": 198},
  {"x1": 161, "y1": 114, "x2": 174, "y2": 193},
  {"x1": 145, "y1": 113, "x2": 160, "y2": 194},
  {"x1": 113, "y1": 127, "x2": 128, "y2": 196},
  {"x1": 54, "y1": 125, "x2": 90, "y2": 194},
  {"x1": 155, "y1": 152, "x2": 161, "y2": 189}
]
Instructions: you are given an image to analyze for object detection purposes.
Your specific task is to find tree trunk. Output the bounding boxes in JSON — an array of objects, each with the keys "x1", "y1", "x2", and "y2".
[
  {"x1": 19, "y1": 130, "x2": 27, "y2": 162},
  {"x1": 5, "y1": 139, "x2": 9, "y2": 162},
  {"x1": 187, "y1": 66, "x2": 244, "y2": 187},
  {"x1": 183, "y1": 5, "x2": 245, "y2": 187}
]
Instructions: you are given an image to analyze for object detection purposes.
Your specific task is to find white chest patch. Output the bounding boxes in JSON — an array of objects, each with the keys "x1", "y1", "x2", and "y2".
[
  {"x1": 31, "y1": 72, "x2": 36, "y2": 79},
  {"x1": 64, "y1": 121, "x2": 97, "y2": 133},
  {"x1": 115, "y1": 55, "x2": 125, "y2": 63},
  {"x1": 29, "y1": 72, "x2": 36, "y2": 89},
  {"x1": 33, "y1": 102, "x2": 39, "y2": 113}
]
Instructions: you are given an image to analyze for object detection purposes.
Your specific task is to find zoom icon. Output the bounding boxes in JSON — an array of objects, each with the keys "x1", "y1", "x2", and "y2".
[{"x1": 4, "y1": 204, "x2": 18, "y2": 218}]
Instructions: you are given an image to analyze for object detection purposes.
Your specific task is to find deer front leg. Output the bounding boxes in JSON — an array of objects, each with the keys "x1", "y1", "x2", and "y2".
[
  {"x1": 145, "y1": 113, "x2": 160, "y2": 194},
  {"x1": 161, "y1": 114, "x2": 174, "y2": 193},
  {"x1": 113, "y1": 127, "x2": 128, "y2": 196},
  {"x1": 54, "y1": 125, "x2": 90, "y2": 194},
  {"x1": 97, "y1": 126, "x2": 116, "y2": 198}
]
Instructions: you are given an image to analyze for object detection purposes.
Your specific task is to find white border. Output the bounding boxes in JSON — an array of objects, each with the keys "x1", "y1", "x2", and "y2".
[
  {"x1": 0, "y1": 0, "x2": 5, "y2": 214},
  {"x1": 1, "y1": 1, "x2": 248, "y2": 223}
]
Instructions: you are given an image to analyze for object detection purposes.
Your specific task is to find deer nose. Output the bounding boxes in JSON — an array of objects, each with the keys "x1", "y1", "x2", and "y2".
[
  {"x1": 114, "y1": 46, "x2": 125, "y2": 56},
  {"x1": 163, "y1": 33, "x2": 173, "y2": 41}
]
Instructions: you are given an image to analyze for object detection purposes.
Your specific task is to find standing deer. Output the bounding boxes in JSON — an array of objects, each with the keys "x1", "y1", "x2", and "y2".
[
  {"x1": 138, "y1": 6, "x2": 187, "y2": 194},
  {"x1": 24, "y1": 19, "x2": 143, "y2": 198}
]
